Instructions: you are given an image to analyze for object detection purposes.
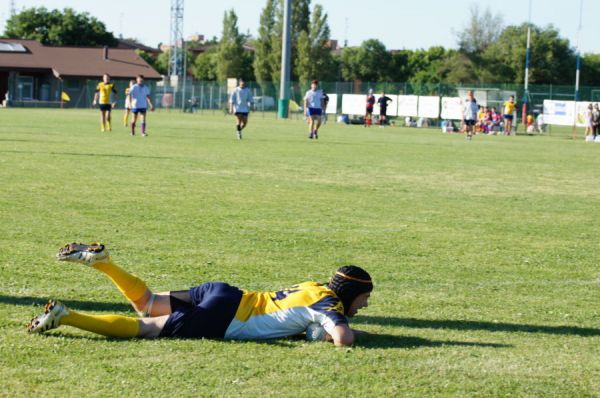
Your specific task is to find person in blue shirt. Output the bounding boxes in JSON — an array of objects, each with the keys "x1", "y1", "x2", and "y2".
[{"x1": 462, "y1": 90, "x2": 478, "y2": 141}]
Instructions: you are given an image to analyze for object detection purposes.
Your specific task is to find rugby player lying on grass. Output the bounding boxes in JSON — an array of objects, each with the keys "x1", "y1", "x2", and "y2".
[{"x1": 27, "y1": 243, "x2": 373, "y2": 346}]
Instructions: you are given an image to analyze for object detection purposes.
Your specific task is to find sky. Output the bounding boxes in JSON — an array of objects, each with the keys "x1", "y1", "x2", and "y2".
[{"x1": 1, "y1": 0, "x2": 599, "y2": 54}]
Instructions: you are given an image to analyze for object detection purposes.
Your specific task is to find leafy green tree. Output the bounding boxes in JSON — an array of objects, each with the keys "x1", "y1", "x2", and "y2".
[
  {"x1": 341, "y1": 39, "x2": 390, "y2": 82},
  {"x1": 5, "y1": 7, "x2": 117, "y2": 46},
  {"x1": 254, "y1": 0, "x2": 278, "y2": 83},
  {"x1": 193, "y1": 49, "x2": 218, "y2": 81},
  {"x1": 581, "y1": 54, "x2": 600, "y2": 86},
  {"x1": 406, "y1": 47, "x2": 448, "y2": 84},
  {"x1": 295, "y1": 5, "x2": 335, "y2": 82},
  {"x1": 216, "y1": 10, "x2": 246, "y2": 81},
  {"x1": 481, "y1": 24, "x2": 575, "y2": 84},
  {"x1": 136, "y1": 50, "x2": 167, "y2": 75},
  {"x1": 269, "y1": 0, "x2": 313, "y2": 82},
  {"x1": 292, "y1": 0, "x2": 311, "y2": 43},
  {"x1": 437, "y1": 51, "x2": 478, "y2": 84}
]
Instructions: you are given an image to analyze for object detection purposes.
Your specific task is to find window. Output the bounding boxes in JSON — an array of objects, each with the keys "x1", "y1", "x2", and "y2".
[
  {"x1": 0, "y1": 42, "x2": 28, "y2": 53},
  {"x1": 17, "y1": 76, "x2": 34, "y2": 100}
]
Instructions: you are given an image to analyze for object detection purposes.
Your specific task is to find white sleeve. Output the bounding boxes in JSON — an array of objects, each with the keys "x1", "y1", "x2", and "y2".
[{"x1": 306, "y1": 307, "x2": 348, "y2": 335}]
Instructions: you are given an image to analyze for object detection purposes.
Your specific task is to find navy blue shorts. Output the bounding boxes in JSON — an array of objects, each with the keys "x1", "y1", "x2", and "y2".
[
  {"x1": 159, "y1": 282, "x2": 243, "y2": 339},
  {"x1": 132, "y1": 108, "x2": 147, "y2": 114},
  {"x1": 99, "y1": 104, "x2": 112, "y2": 112},
  {"x1": 308, "y1": 108, "x2": 322, "y2": 117}
]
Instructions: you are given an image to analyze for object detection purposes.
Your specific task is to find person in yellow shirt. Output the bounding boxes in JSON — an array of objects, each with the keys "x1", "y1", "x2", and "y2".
[
  {"x1": 27, "y1": 242, "x2": 373, "y2": 346},
  {"x1": 92, "y1": 74, "x2": 117, "y2": 132},
  {"x1": 503, "y1": 95, "x2": 516, "y2": 136},
  {"x1": 123, "y1": 80, "x2": 135, "y2": 127}
]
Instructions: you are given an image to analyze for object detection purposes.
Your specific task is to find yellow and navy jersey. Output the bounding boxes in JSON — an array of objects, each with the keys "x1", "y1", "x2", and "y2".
[
  {"x1": 224, "y1": 282, "x2": 348, "y2": 340},
  {"x1": 503, "y1": 100, "x2": 516, "y2": 115},
  {"x1": 95, "y1": 82, "x2": 116, "y2": 105}
]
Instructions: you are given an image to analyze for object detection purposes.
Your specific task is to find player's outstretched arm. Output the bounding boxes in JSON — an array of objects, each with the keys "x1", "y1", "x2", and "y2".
[
  {"x1": 147, "y1": 96, "x2": 154, "y2": 112},
  {"x1": 329, "y1": 324, "x2": 355, "y2": 347}
]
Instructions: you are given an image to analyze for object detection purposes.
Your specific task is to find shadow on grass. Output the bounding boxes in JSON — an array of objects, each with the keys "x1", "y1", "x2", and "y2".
[
  {"x1": 353, "y1": 315, "x2": 600, "y2": 337},
  {"x1": 0, "y1": 149, "x2": 178, "y2": 160},
  {"x1": 0, "y1": 295, "x2": 132, "y2": 312},
  {"x1": 0, "y1": 138, "x2": 43, "y2": 143},
  {"x1": 355, "y1": 334, "x2": 510, "y2": 349},
  {"x1": 36, "y1": 330, "x2": 510, "y2": 349}
]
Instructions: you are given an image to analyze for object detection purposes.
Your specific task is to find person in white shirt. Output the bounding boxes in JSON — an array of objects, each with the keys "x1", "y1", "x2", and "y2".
[
  {"x1": 462, "y1": 90, "x2": 478, "y2": 141},
  {"x1": 304, "y1": 80, "x2": 325, "y2": 139},
  {"x1": 229, "y1": 78, "x2": 254, "y2": 140},
  {"x1": 127, "y1": 75, "x2": 154, "y2": 137}
]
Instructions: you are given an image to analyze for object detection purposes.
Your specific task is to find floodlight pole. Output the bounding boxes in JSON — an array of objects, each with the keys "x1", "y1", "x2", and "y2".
[
  {"x1": 278, "y1": 0, "x2": 292, "y2": 119},
  {"x1": 522, "y1": 0, "x2": 532, "y2": 126},
  {"x1": 572, "y1": 0, "x2": 583, "y2": 140}
]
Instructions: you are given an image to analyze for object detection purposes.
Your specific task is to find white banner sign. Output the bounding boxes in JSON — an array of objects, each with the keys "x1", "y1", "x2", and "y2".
[
  {"x1": 543, "y1": 100, "x2": 591, "y2": 127},
  {"x1": 325, "y1": 94, "x2": 338, "y2": 114},
  {"x1": 397, "y1": 95, "x2": 419, "y2": 117},
  {"x1": 441, "y1": 97, "x2": 463, "y2": 120},
  {"x1": 373, "y1": 95, "x2": 399, "y2": 116},
  {"x1": 342, "y1": 94, "x2": 399, "y2": 116},
  {"x1": 418, "y1": 96, "x2": 440, "y2": 118},
  {"x1": 341, "y1": 94, "x2": 366, "y2": 115}
]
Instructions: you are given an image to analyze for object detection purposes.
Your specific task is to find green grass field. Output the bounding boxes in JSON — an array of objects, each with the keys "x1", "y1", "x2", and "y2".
[{"x1": 1, "y1": 108, "x2": 600, "y2": 397}]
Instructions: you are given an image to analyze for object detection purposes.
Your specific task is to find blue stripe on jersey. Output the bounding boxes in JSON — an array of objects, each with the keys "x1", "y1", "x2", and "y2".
[{"x1": 309, "y1": 295, "x2": 348, "y2": 326}]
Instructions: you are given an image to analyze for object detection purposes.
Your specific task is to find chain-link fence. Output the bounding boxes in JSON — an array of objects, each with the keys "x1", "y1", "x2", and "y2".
[{"x1": 45, "y1": 78, "x2": 598, "y2": 118}]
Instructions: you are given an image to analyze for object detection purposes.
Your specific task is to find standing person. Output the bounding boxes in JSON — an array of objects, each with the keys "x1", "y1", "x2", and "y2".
[
  {"x1": 127, "y1": 75, "x2": 154, "y2": 137},
  {"x1": 503, "y1": 95, "x2": 517, "y2": 135},
  {"x1": 592, "y1": 104, "x2": 600, "y2": 140},
  {"x1": 462, "y1": 90, "x2": 478, "y2": 141},
  {"x1": 92, "y1": 74, "x2": 117, "y2": 132},
  {"x1": 304, "y1": 80, "x2": 326, "y2": 139},
  {"x1": 123, "y1": 80, "x2": 135, "y2": 127},
  {"x1": 377, "y1": 91, "x2": 392, "y2": 128},
  {"x1": 321, "y1": 92, "x2": 330, "y2": 125},
  {"x1": 229, "y1": 78, "x2": 254, "y2": 140},
  {"x1": 27, "y1": 242, "x2": 373, "y2": 347},
  {"x1": 584, "y1": 104, "x2": 594, "y2": 138},
  {"x1": 365, "y1": 89, "x2": 375, "y2": 127}
]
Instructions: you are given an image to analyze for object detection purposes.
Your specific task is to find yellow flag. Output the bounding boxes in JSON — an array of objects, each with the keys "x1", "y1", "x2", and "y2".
[
  {"x1": 61, "y1": 91, "x2": 71, "y2": 102},
  {"x1": 289, "y1": 100, "x2": 300, "y2": 112}
]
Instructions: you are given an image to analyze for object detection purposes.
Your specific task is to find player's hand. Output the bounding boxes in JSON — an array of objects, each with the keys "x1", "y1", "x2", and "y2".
[
  {"x1": 92, "y1": 101, "x2": 96, "y2": 107},
  {"x1": 111, "y1": 102, "x2": 116, "y2": 109},
  {"x1": 150, "y1": 105, "x2": 155, "y2": 112}
]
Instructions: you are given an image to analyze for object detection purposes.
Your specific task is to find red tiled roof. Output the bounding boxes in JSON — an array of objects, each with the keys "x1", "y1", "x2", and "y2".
[{"x1": 0, "y1": 39, "x2": 162, "y2": 79}]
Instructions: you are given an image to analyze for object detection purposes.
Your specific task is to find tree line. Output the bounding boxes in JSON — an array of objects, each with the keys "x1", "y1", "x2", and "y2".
[{"x1": 5, "y1": 3, "x2": 600, "y2": 86}]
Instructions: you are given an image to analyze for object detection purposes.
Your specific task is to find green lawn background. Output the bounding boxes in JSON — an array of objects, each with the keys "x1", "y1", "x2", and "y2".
[{"x1": 1, "y1": 109, "x2": 599, "y2": 397}]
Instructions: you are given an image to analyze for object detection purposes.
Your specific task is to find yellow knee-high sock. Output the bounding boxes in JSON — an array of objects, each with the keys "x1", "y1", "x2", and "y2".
[
  {"x1": 93, "y1": 260, "x2": 149, "y2": 303},
  {"x1": 106, "y1": 120, "x2": 112, "y2": 131},
  {"x1": 61, "y1": 310, "x2": 139, "y2": 338},
  {"x1": 123, "y1": 112, "x2": 129, "y2": 125}
]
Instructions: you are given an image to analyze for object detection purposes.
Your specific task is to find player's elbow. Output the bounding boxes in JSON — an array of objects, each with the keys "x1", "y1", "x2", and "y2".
[
  {"x1": 331, "y1": 325, "x2": 354, "y2": 347},
  {"x1": 334, "y1": 333, "x2": 354, "y2": 347}
]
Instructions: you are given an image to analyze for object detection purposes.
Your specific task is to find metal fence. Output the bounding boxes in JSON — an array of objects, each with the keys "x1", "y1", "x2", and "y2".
[{"x1": 51, "y1": 79, "x2": 599, "y2": 117}]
